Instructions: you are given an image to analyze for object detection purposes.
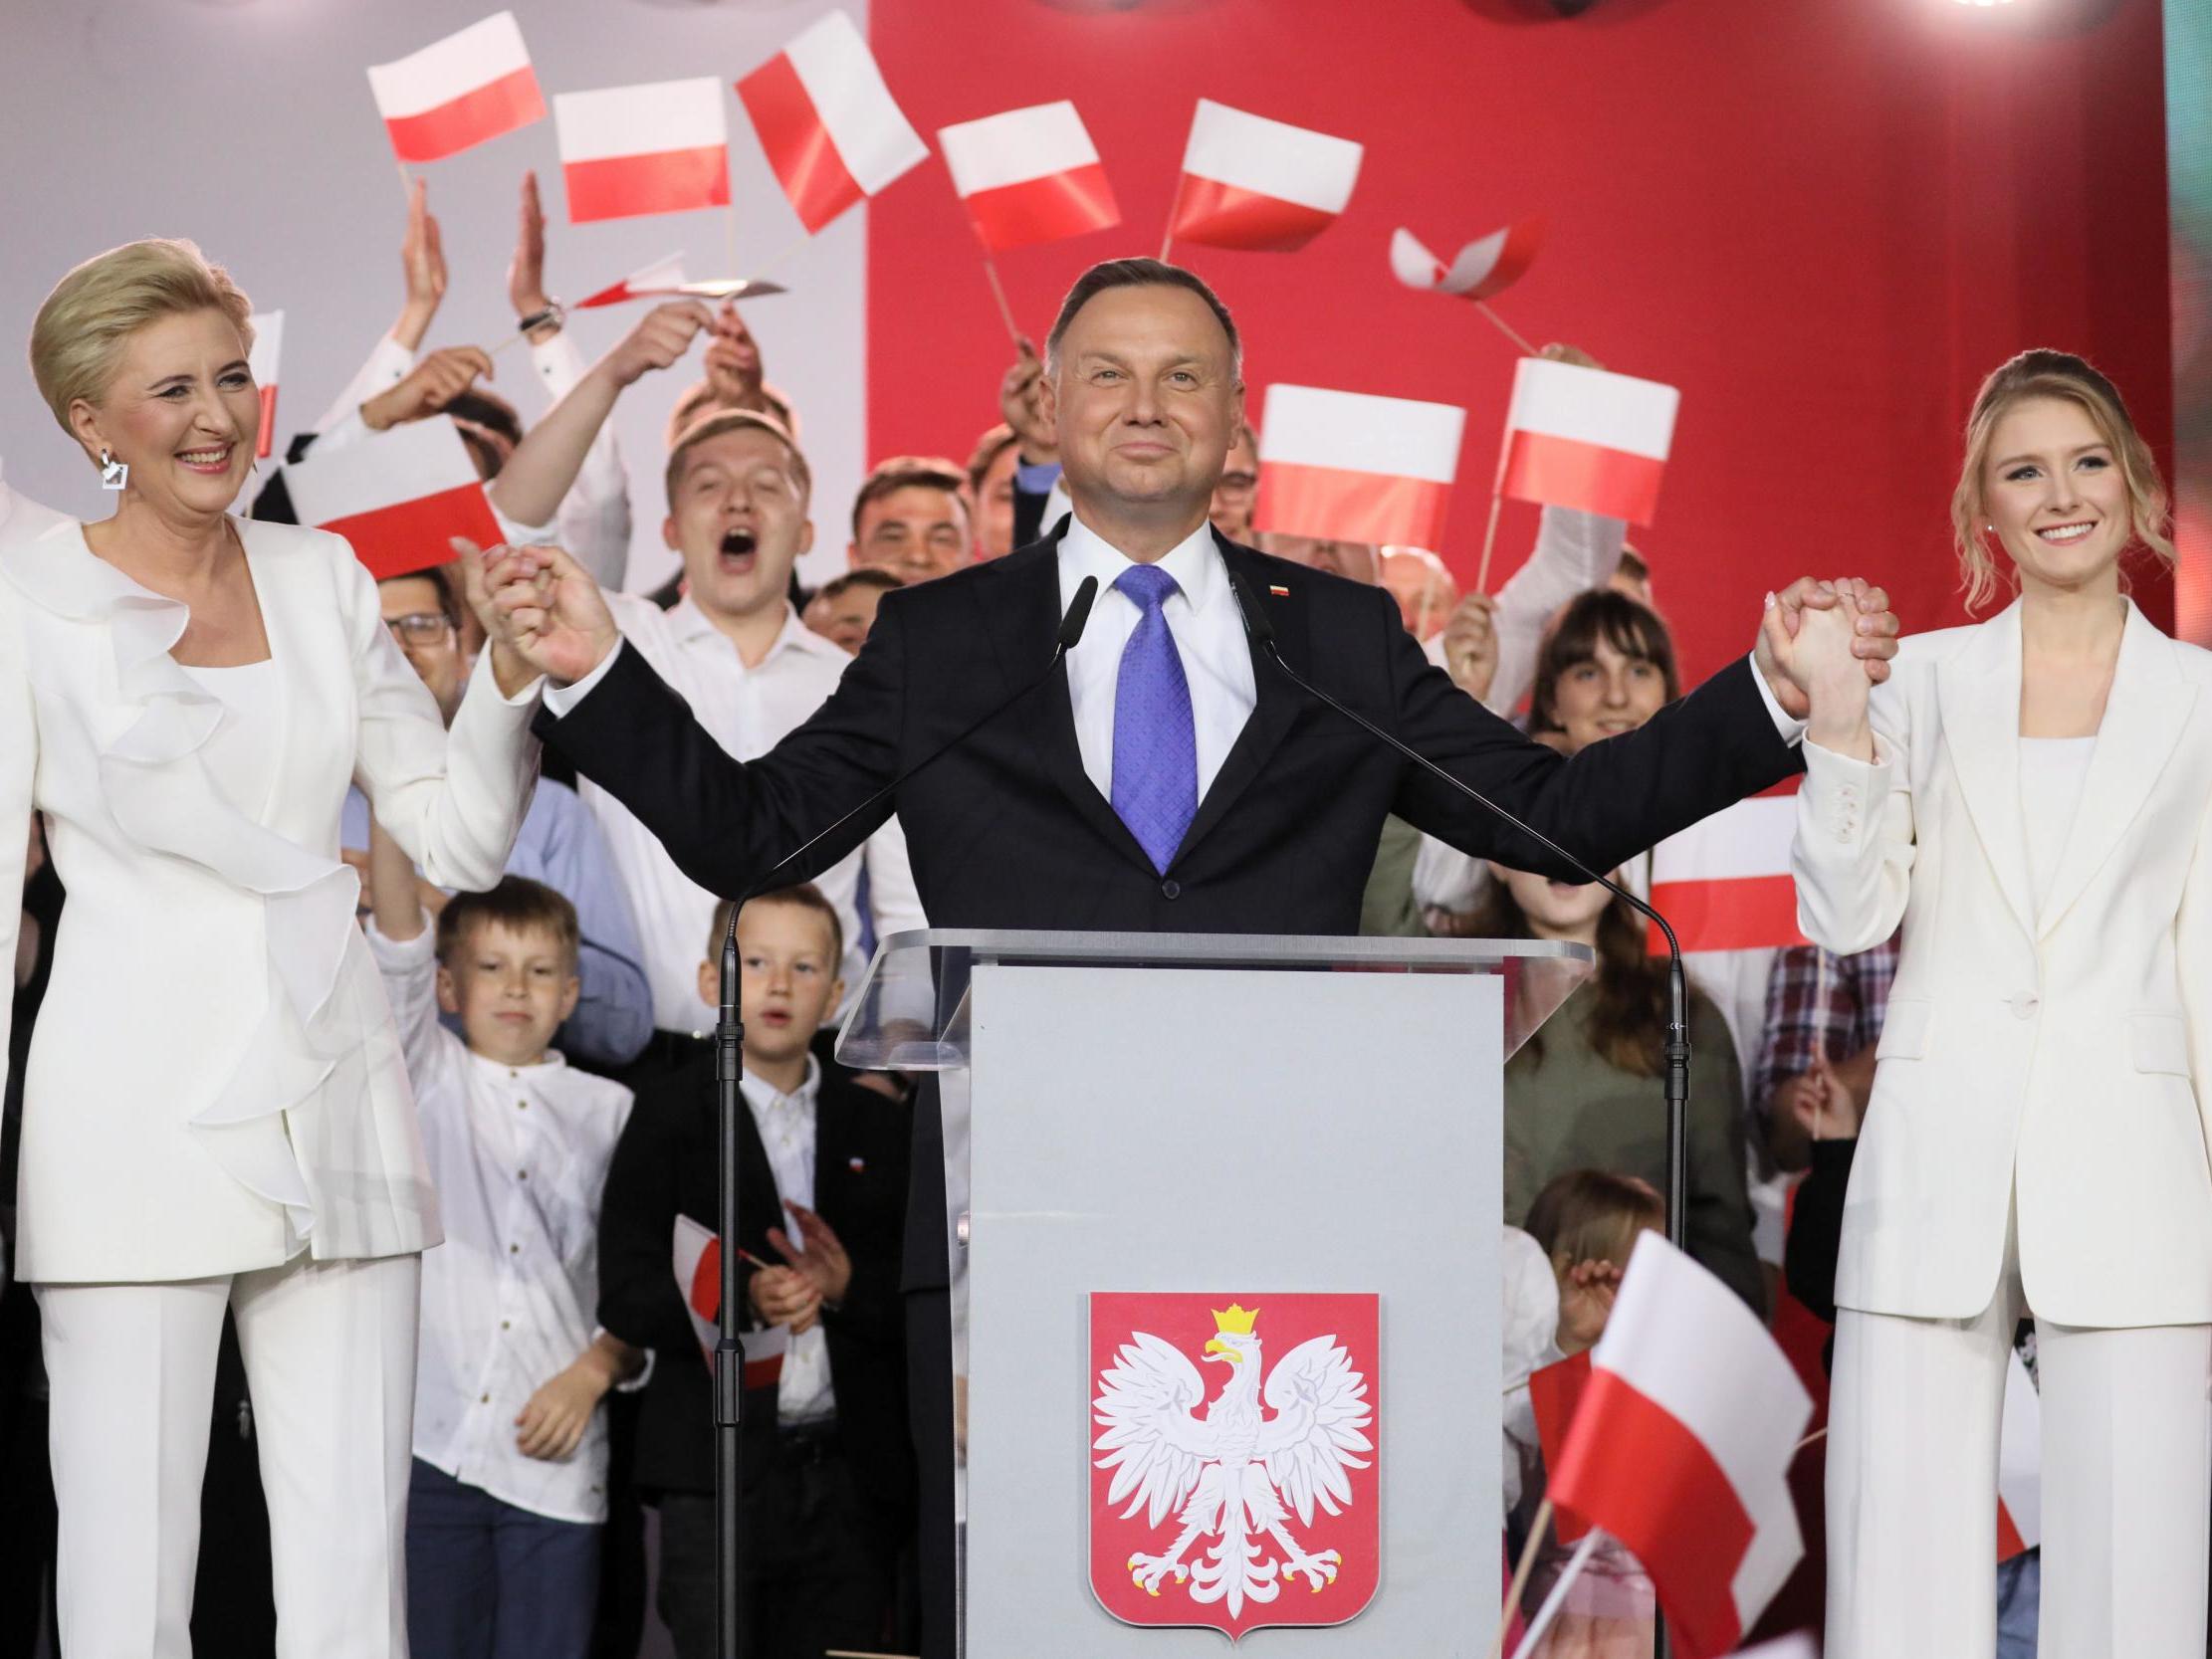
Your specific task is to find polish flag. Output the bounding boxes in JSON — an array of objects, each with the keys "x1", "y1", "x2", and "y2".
[
  {"x1": 737, "y1": 9, "x2": 927, "y2": 235},
  {"x1": 1169, "y1": 100, "x2": 1363, "y2": 253},
  {"x1": 1996, "y1": 1348, "x2": 2041, "y2": 1562},
  {"x1": 1528, "y1": 1348, "x2": 1597, "y2": 1544},
  {"x1": 1390, "y1": 220, "x2": 1544, "y2": 302},
  {"x1": 366, "y1": 13, "x2": 545, "y2": 165},
  {"x1": 939, "y1": 102, "x2": 1120, "y2": 252},
  {"x1": 1253, "y1": 384, "x2": 1466, "y2": 549},
  {"x1": 575, "y1": 253, "x2": 688, "y2": 310},
  {"x1": 674, "y1": 1215, "x2": 788, "y2": 1384},
  {"x1": 1546, "y1": 1233, "x2": 1813, "y2": 1659},
  {"x1": 1646, "y1": 781, "x2": 1810, "y2": 956},
  {"x1": 282, "y1": 418, "x2": 502, "y2": 582},
  {"x1": 555, "y1": 79, "x2": 731, "y2": 225},
  {"x1": 1499, "y1": 356, "x2": 1679, "y2": 526},
  {"x1": 246, "y1": 311, "x2": 283, "y2": 461}
]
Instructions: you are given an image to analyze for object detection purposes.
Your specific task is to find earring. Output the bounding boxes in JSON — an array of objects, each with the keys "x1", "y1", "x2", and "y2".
[{"x1": 99, "y1": 449, "x2": 127, "y2": 491}]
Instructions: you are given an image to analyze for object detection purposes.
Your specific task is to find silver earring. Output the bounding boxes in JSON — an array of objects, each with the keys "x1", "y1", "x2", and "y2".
[{"x1": 99, "y1": 449, "x2": 127, "y2": 491}]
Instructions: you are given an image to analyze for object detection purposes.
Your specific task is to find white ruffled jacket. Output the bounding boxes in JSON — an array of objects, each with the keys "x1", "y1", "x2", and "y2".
[{"x1": 0, "y1": 517, "x2": 540, "y2": 1284}]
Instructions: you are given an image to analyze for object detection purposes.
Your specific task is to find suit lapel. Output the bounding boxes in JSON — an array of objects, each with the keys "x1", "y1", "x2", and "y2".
[
  {"x1": 1936, "y1": 604, "x2": 2037, "y2": 943},
  {"x1": 1168, "y1": 534, "x2": 1304, "y2": 870},
  {"x1": 976, "y1": 531, "x2": 1156, "y2": 875},
  {"x1": 2035, "y1": 600, "x2": 2194, "y2": 937}
]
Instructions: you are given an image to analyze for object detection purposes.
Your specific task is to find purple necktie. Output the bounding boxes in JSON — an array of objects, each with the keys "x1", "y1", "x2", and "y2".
[{"x1": 1111, "y1": 564, "x2": 1199, "y2": 874}]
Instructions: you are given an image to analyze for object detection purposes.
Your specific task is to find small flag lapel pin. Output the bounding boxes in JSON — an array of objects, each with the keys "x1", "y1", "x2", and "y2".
[
  {"x1": 848, "y1": 1155, "x2": 867, "y2": 1172},
  {"x1": 1268, "y1": 583, "x2": 1290, "y2": 597}
]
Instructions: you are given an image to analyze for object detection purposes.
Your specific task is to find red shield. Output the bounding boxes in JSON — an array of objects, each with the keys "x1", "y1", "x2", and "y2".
[{"x1": 1089, "y1": 1292, "x2": 1381, "y2": 1640}]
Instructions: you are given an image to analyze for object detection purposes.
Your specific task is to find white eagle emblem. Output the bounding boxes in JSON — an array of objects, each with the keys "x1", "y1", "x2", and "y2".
[{"x1": 1091, "y1": 1303, "x2": 1374, "y2": 1617}]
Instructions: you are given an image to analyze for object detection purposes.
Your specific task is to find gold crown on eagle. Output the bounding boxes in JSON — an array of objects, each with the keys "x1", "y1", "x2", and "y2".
[{"x1": 1211, "y1": 1304, "x2": 1259, "y2": 1336}]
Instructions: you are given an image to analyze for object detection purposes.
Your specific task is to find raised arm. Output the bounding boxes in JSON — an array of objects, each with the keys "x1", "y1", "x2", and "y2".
[
  {"x1": 1789, "y1": 596, "x2": 1910, "y2": 956},
  {"x1": 361, "y1": 813, "x2": 450, "y2": 1083}
]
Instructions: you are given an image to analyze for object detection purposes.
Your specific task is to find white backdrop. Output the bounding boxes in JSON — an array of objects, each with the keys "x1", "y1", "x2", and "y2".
[{"x1": 0, "y1": 0, "x2": 870, "y2": 594}]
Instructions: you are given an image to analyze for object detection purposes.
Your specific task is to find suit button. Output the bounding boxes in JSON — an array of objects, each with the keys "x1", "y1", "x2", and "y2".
[
  {"x1": 2011, "y1": 992, "x2": 2040, "y2": 1019},
  {"x1": 1161, "y1": 880, "x2": 1181, "y2": 900}
]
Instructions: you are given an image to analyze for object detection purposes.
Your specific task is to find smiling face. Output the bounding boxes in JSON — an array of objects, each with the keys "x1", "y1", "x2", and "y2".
[
  {"x1": 1489, "y1": 863, "x2": 1617, "y2": 942},
  {"x1": 71, "y1": 308, "x2": 259, "y2": 518},
  {"x1": 1043, "y1": 283, "x2": 1242, "y2": 533},
  {"x1": 1546, "y1": 633, "x2": 1668, "y2": 750},
  {"x1": 436, "y1": 918, "x2": 579, "y2": 1069},
  {"x1": 1978, "y1": 395, "x2": 2132, "y2": 598},
  {"x1": 850, "y1": 484, "x2": 970, "y2": 583},
  {"x1": 663, "y1": 426, "x2": 813, "y2": 623}
]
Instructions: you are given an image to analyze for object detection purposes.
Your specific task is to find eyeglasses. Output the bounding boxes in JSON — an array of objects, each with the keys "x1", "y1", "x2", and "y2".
[
  {"x1": 385, "y1": 613, "x2": 455, "y2": 645},
  {"x1": 1216, "y1": 471, "x2": 1258, "y2": 498}
]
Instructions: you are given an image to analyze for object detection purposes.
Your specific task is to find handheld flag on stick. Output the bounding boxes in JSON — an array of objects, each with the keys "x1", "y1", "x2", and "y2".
[
  {"x1": 939, "y1": 101, "x2": 1120, "y2": 253},
  {"x1": 1166, "y1": 100, "x2": 1363, "y2": 256},
  {"x1": 674, "y1": 1215, "x2": 789, "y2": 1384},
  {"x1": 738, "y1": 10, "x2": 927, "y2": 235},
  {"x1": 1253, "y1": 385, "x2": 1465, "y2": 550},
  {"x1": 1646, "y1": 782, "x2": 1812, "y2": 956},
  {"x1": 282, "y1": 419, "x2": 503, "y2": 581},
  {"x1": 554, "y1": 79, "x2": 732, "y2": 225},
  {"x1": 1391, "y1": 221, "x2": 1544, "y2": 303},
  {"x1": 246, "y1": 311, "x2": 283, "y2": 461},
  {"x1": 367, "y1": 12, "x2": 545, "y2": 165},
  {"x1": 1498, "y1": 356, "x2": 1678, "y2": 526}
]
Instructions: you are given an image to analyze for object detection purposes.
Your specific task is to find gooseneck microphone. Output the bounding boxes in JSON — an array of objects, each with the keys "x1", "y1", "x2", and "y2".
[
  {"x1": 1226, "y1": 571, "x2": 1695, "y2": 1259},
  {"x1": 710, "y1": 573, "x2": 1098, "y2": 1659}
]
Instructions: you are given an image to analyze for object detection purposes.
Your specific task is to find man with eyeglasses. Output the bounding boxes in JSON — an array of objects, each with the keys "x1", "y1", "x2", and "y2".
[{"x1": 341, "y1": 563, "x2": 655, "y2": 1070}]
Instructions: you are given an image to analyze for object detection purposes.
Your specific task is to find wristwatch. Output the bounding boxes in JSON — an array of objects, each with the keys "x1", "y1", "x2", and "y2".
[{"x1": 517, "y1": 300, "x2": 565, "y2": 336}]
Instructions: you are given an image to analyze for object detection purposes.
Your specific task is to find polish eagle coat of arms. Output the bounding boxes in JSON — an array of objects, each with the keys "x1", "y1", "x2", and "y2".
[{"x1": 1087, "y1": 1294, "x2": 1381, "y2": 1639}]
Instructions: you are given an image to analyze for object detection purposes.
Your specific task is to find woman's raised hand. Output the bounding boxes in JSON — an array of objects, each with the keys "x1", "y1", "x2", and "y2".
[{"x1": 456, "y1": 539, "x2": 620, "y2": 691}]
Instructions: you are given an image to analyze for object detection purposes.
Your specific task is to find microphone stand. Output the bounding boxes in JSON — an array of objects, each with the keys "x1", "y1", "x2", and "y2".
[
  {"x1": 713, "y1": 575, "x2": 1101, "y2": 1658},
  {"x1": 1227, "y1": 572, "x2": 1692, "y2": 1659}
]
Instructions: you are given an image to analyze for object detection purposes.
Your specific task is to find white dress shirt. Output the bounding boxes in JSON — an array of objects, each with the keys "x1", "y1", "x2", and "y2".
[
  {"x1": 367, "y1": 922, "x2": 635, "y2": 1525},
  {"x1": 740, "y1": 1056, "x2": 836, "y2": 1425},
  {"x1": 577, "y1": 592, "x2": 871, "y2": 1030},
  {"x1": 1058, "y1": 512, "x2": 1256, "y2": 803}
]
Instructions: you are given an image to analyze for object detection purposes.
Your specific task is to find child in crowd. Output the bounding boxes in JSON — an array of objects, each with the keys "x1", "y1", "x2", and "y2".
[
  {"x1": 1517, "y1": 1169, "x2": 1667, "y2": 1659},
  {"x1": 363, "y1": 823, "x2": 640, "y2": 1659},
  {"x1": 596, "y1": 886, "x2": 914, "y2": 1659}
]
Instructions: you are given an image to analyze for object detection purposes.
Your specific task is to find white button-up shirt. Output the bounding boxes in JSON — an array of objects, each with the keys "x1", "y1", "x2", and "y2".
[
  {"x1": 584, "y1": 592, "x2": 876, "y2": 1031},
  {"x1": 367, "y1": 923, "x2": 636, "y2": 1525},
  {"x1": 741, "y1": 1056, "x2": 835, "y2": 1425},
  {"x1": 1058, "y1": 513, "x2": 1257, "y2": 803}
]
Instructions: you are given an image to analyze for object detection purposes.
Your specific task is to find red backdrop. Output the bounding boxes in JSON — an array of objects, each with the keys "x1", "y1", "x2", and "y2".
[{"x1": 866, "y1": 0, "x2": 2171, "y2": 679}]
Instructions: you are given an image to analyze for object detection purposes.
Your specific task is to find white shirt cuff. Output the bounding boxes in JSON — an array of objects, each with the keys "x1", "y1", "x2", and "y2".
[
  {"x1": 1747, "y1": 652, "x2": 1809, "y2": 746},
  {"x1": 542, "y1": 638, "x2": 625, "y2": 716}
]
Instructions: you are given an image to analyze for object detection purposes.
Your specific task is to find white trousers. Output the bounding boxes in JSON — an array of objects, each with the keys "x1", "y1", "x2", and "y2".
[
  {"x1": 37, "y1": 1252, "x2": 420, "y2": 1659},
  {"x1": 1827, "y1": 1238, "x2": 2212, "y2": 1658}
]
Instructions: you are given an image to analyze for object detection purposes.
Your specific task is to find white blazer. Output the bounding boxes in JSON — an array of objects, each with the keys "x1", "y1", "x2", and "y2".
[
  {"x1": 1794, "y1": 598, "x2": 2212, "y2": 1328},
  {"x1": 0, "y1": 517, "x2": 540, "y2": 1284}
]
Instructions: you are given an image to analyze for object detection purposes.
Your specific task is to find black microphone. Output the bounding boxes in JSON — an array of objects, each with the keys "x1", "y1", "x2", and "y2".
[
  {"x1": 1227, "y1": 570, "x2": 1695, "y2": 1256},
  {"x1": 707, "y1": 573, "x2": 1098, "y2": 1659}
]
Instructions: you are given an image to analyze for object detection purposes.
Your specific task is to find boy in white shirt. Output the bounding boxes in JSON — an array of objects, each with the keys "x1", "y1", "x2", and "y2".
[{"x1": 364, "y1": 820, "x2": 640, "y2": 1659}]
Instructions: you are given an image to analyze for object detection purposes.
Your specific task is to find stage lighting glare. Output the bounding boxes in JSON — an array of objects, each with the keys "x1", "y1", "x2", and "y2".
[{"x1": 1950, "y1": 0, "x2": 2017, "y2": 7}]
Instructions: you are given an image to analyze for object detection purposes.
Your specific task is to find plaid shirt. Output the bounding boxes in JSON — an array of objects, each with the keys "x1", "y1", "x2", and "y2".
[{"x1": 1749, "y1": 933, "x2": 1901, "y2": 1127}]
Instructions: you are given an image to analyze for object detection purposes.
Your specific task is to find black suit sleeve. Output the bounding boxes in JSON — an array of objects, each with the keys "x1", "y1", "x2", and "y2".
[
  {"x1": 536, "y1": 594, "x2": 909, "y2": 903},
  {"x1": 1374, "y1": 586, "x2": 1803, "y2": 879},
  {"x1": 599, "y1": 1096, "x2": 720, "y2": 1353},
  {"x1": 1783, "y1": 1136, "x2": 1856, "y2": 1325}
]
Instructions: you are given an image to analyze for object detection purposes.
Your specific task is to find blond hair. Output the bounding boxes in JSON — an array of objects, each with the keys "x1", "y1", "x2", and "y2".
[
  {"x1": 1950, "y1": 348, "x2": 2173, "y2": 613},
  {"x1": 663, "y1": 408, "x2": 811, "y2": 511},
  {"x1": 29, "y1": 240, "x2": 254, "y2": 446}
]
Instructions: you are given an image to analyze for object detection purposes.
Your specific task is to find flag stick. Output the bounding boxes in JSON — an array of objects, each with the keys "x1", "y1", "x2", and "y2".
[
  {"x1": 1795, "y1": 1425, "x2": 1830, "y2": 1453},
  {"x1": 1160, "y1": 173, "x2": 1188, "y2": 263},
  {"x1": 1486, "y1": 1499, "x2": 1553, "y2": 1659},
  {"x1": 1476, "y1": 301, "x2": 1540, "y2": 357},
  {"x1": 750, "y1": 232, "x2": 811, "y2": 283},
  {"x1": 1508, "y1": 1527, "x2": 1604, "y2": 1659},
  {"x1": 1473, "y1": 489, "x2": 1507, "y2": 593},
  {"x1": 980, "y1": 252, "x2": 1021, "y2": 347},
  {"x1": 488, "y1": 329, "x2": 531, "y2": 359},
  {"x1": 395, "y1": 159, "x2": 414, "y2": 202}
]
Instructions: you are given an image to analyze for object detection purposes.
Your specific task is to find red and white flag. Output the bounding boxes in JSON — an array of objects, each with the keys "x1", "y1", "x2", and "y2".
[
  {"x1": 1253, "y1": 384, "x2": 1466, "y2": 549},
  {"x1": 282, "y1": 418, "x2": 502, "y2": 582},
  {"x1": 1499, "y1": 356, "x2": 1678, "y2": 526},
  {"x1": 1168, "y1": 100, "x2": 1363, "y2": 253},
  {"x1": 1646, "y1": 781, "x2": 1811, "y2": 956},
  {"x1": 1546, "y1": 1233, "x2": 1812, "y2": 1659},
  {"x1": 575, "y1": 253, "x2": 688, "y2": 310},
  {"x1": 938, "y1": 102, "x2": 1119, "y2": 253},
  {"x1": 366, "y1": 13, "x2": 545, "y2": 165},
  {"x1": 246, "y1": 311, "x2": 283, "y2": 462},
  {"x1": 737, "y1": 9, "x2": 926, "y2": 235},
  {"x1": 1528, "y1": 1348, "x2": 1598, "y2": 1544},
  {"x1": 1390, "y1": 220, "x2": 1544, "y2": 302},
  {"x1": 555, "y1": 79, "x2": 731, "y2": 225},
  {"x1": 1996, "y1": 1348, "x2": 2042, "y2": 1561},
  {"x1": 673, "y1": 1215, "x2": 788, "y2": 1386}
]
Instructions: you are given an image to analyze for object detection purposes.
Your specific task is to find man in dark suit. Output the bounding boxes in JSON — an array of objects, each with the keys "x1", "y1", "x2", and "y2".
[
  {"x1": 596, "y1": 885, "x2": 912, "y2": 1658},
  {"x1": 481, "y1": 257, "x2": 1899, "y2": 1657}
]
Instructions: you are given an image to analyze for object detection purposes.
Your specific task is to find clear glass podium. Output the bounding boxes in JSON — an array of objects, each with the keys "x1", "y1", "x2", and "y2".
[{"x1": 837, "y1": 931, "x2": 1594, "y2": 1657}]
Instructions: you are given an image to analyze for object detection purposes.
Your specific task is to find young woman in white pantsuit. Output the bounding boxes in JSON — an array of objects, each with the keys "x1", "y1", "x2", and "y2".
[
  {"x1": 0, "y1": 241, "x2": 543, "y2": 1657},
  {"x1": 1789, "y1": 349, "x2": 2212, "y2": 1658}
]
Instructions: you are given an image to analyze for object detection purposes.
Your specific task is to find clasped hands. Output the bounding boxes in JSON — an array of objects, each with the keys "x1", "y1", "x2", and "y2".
[
  {"x1": 1759, "y1": 576, "x2": 1885, "y2": 759},
  {"x1": 458, "y1": 537, "x2": 621, "y2": 689},
  {"x1": 747, "y1": 1202, "x2": 854, "y2": 1337}
]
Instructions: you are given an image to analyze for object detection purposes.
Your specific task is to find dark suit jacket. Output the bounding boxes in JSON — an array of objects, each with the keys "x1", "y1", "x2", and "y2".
[
  {"x1": 596, "y1": 1053, "x2": 913, "y2": 1524},
  {"x1": 541, "y1": 523, "x2": 1803, "y2": 1284}
]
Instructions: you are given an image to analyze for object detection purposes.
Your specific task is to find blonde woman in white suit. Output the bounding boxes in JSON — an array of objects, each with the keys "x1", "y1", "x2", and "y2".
[
  {"x1": 0, "y1": 241, "x2": 543, "y2": 1657},
  {"x1": 1788, "y1": 349, "x2": 2211, "y2": 1657}
]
